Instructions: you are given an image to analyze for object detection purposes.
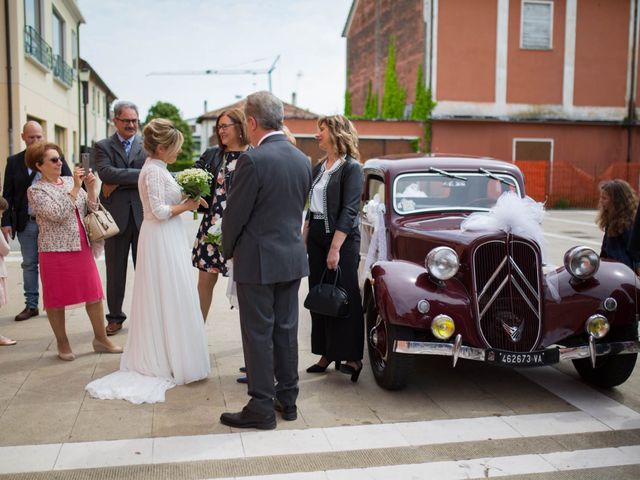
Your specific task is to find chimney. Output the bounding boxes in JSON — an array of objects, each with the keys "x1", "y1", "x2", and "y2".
[
  {"x1": 204, "y1": 100, "x2": 208, "y2": 112},
  {"x1": 291, "y1": 92, "x2": 297, "y2": 106}
]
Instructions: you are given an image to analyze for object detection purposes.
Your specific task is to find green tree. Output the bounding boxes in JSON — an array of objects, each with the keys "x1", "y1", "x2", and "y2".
[
  {"x1": 381, "y1": 35, "x2": 407, "y2": 119},
  {"x1": 363, "y1": 80, "x2": 379, "y2": 119},
  {"x1": 144, "y1": 101, "x2": 193, "y2": 171},
  {"x1": 410, "y1": 64, "x2": 437, "y2": 152},
  {"x1": 410, "y1": 64, "x2": 436, "y2": 121},
  {"x1": 344, "y1": 68, "x2": 353, "y2": 117}
]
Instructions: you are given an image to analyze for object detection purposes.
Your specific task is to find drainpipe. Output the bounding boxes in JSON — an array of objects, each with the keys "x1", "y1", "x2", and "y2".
[
  {"x1": 76, "y1": 20, "x2": 82, "y2": 154},
  {"x1": 627, "y1": 0, "x2": 638, "y2": 173},
  {"x1": 4, "y1": 0, "x2": 14, "y2": 155}
]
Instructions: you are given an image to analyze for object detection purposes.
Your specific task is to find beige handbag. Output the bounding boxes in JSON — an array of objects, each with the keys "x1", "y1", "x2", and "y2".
[{"x1": 84, "y1": 204, "x2": 120, "y2": 242}]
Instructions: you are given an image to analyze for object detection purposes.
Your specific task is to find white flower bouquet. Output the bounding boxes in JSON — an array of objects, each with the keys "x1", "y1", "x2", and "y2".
[
  {"x1": 204, "y1": 218, "x2": 223, "y2": 248},
  {"x1": 175, "y1": 168, "x2": 213, "y2": 219}
]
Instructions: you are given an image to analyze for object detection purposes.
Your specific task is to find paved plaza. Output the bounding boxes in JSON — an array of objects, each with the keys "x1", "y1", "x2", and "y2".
[{"x1": 0, "y1": 210, "x2": 639, "y2": 479}]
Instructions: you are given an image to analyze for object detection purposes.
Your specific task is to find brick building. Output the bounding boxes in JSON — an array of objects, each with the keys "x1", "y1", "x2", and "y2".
[{"x1": 343, "y1": 0, "x2": 640, "y2": 206}]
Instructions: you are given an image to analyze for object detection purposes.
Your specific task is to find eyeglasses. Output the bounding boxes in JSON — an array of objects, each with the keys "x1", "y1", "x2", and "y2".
[
  {"x1": 48, "y1": 156, "x2": 62, "y2": 164},
  {"x1": 217, "y1": 123, "x2": 237, "y2": 131},
  {"x1": 116, "y1": 118, "x2": 138, "y2": 125}
]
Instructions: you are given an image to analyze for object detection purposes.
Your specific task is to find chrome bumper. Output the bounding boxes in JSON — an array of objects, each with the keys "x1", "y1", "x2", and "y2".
[{"x1": 394, "y1": 334, "x2": 640, "y2": 368}]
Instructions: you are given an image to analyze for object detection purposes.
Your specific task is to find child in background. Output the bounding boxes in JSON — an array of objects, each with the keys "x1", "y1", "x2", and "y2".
[
  {"x1": 597, "y1": 179, "x2": 640, "y2": 273},
  {"x1": 0, "y1": 197, "x2": 16, "y2": 346}
]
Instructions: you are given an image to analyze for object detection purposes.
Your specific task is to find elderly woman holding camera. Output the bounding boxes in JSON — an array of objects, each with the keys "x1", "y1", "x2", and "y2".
[{"x1": 26, "y1": 142, "x2": 121, "y2": 361}]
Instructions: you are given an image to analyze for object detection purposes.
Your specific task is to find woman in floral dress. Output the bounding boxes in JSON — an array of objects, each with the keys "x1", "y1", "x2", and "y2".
[{"x1": 192, "y1": 108, "x2": 251, "y2": 321}]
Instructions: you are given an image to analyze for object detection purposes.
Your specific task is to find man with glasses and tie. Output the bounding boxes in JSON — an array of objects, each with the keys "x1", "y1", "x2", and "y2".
[
  {"x1": 2, "y1": 121, "x2": 72, "y2": 321},
  {"x1": 94, "y1": 101, "x2": 147, "y2": 335}
]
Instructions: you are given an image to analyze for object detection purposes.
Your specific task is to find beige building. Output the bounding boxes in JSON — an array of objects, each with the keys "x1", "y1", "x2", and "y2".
[
  {"x1": 0, "y1": 0, "x2": 84, "y2": 167},
  {"x1": 78, "y1": 57, "x2": 117, "y2": 151}
]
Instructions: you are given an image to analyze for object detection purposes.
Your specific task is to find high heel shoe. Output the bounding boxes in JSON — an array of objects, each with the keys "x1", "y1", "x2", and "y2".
[
  {"x1": 57, "y1": 351, "x2": 75, "y2": 361},
  {"x1": 339, "y1": 361, "x2": 363, "y2": 383},
  {"x1": 306, "y1": 360, "x2": 342, "y2": 373},
  {"x1": 92, "y1": 339, "x2": 123, "y2": 354}
]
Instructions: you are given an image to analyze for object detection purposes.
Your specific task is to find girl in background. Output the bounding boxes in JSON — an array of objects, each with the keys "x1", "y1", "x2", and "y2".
[{"x1": 0, "y1": 196, "x2": 16, "y2": 346}]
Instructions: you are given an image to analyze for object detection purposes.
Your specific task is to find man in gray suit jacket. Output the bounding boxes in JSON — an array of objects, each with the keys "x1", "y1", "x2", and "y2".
[
  {"x1": 220, "y1": 91, "x2": 312, "y2": 430},
  {"x1": 93, "y1": 101, "x2": 146, "y2": 335}
]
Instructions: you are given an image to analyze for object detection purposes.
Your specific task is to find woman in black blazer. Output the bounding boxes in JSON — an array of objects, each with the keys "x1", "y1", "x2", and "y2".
[{"x1": 303, "y1": 115, "x2": 364, "y2": 382}]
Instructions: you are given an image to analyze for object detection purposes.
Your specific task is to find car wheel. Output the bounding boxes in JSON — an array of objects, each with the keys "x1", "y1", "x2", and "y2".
[
  {"x1": 572, "y1": 353, "x2": 637, "y2": 388},
  {"x1": 366, "y1": 299, "x2": 415, "y2": 390}
]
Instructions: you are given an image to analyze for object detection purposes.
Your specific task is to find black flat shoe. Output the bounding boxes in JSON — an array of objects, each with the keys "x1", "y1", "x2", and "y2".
[
  {"x1": 239, "y1": 366, "x2": 247, "y2": 373},
  {"x1": 220, "y1": 407, "x2": 276, "y2": 430},
  {"x1": 306, "y1": 360, "x2": 342, "y2": 373},
  {"x1": 339, "y1": 361, "x2": 363, "y2": 383},
  {"x1": 236, "y1": 375, "x2": 248, "y2": 384}
]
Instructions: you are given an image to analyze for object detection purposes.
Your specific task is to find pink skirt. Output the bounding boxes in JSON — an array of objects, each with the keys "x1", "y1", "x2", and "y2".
[{"x1": 40, "y1": 211, "x2": 104, "y2": 309}]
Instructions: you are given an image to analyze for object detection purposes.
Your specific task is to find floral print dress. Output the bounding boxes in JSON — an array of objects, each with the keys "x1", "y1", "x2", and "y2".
[{"x1": 191, "y1": 151, "x2": 243, "y2": 275}]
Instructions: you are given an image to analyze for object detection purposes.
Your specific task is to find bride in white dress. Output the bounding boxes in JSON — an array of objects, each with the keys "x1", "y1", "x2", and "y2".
[{"x1": 86, "y1": 118, "x2": 211, "y2": 404}]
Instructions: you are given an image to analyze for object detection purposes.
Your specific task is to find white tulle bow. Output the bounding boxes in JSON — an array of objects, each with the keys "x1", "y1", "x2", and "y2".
[
  {"x1": 460, "y1": 192, "x2": 548, "y2": 264},
  {"x1": 362, "y1": 195, "x2": 388, "y2": 273}
]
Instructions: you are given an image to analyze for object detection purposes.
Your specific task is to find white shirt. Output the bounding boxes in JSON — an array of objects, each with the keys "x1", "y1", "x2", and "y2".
[
  {"x1": 309, "y1": 158, "x2": 345, "y2": 213},
  {"x1": 257, "y1": 131, "x2": 285, "y2": 146}
]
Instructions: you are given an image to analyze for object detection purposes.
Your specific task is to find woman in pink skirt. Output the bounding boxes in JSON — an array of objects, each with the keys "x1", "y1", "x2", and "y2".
[{"x1": 26, "y1": 142, "x2": 121, "y2": 361}]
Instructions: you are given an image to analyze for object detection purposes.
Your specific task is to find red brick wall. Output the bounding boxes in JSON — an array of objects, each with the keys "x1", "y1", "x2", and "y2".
[
  {"x1": 507, "y1": 0, "x2": 566, "y2": 104},
  {"x1": 574, "y1": 0, "x2": 629, "y2": 107},
  {"x1": 345, "y1": 0, "x2": 425, "y2": 116},
  {"x1": 436, "y1": 0, "x2": 498, "y2": 102}
]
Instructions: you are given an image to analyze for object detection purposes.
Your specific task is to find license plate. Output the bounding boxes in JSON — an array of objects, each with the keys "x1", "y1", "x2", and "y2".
[{"x1": 486, "y1": 348, "x2": 559, "y2": 367}]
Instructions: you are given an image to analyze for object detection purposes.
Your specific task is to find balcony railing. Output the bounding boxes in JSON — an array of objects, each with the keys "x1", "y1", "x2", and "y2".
[
  {"x1": 52, "y1": 54, "x2": 74, "y2": 87},
  {"x1": 24, "y1": 25, "x2": 52, "y2": 70}
]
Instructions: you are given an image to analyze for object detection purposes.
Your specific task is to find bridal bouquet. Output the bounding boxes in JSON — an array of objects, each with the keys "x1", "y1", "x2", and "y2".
[
  {"x1": 204, "y1": 217, "x2": 223, "y2": 248},
  {"x1": 175, "y1": 168, "x2": 213, "y2": 219}
]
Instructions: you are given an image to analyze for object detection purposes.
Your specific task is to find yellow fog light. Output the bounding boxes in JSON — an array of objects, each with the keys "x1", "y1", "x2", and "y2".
[
  {"x1": 585, "y1": 314, "x2": 610, "y2": 339},
  {"x1": 431, "y1": 314, "x2": 455, "y2": 340}
]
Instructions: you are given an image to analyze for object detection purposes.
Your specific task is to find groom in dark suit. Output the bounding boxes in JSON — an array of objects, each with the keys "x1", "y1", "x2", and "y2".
[
  {"x1": 221, "y1": 91, "x2": 312, "y2": 430},
  {"x1": 94, "y1": 101, "x2": 146, "y2": 335}
]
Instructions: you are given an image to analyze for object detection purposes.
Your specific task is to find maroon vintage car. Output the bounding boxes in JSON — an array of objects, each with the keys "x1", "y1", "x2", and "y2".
[{"x1": 360, "y1": 155, "x2": 640, "y2": 390}]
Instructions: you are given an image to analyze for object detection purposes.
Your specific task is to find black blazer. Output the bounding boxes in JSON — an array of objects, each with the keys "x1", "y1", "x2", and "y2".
[
  {"x1": 2, "y1": 149, "x2": 72, "y2": 235},
  {"x1": 308, "y1": 156, "x2": 364, "y2": 235}
]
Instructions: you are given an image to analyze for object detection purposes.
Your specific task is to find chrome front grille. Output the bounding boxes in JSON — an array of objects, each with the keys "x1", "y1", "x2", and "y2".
[{"x1": 473, "y1": 238, "x2": 542, "y2": 352}]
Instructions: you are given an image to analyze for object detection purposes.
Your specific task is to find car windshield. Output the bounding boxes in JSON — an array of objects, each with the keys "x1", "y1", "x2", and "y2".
[{"x1": 392, "y1": 171, "x2": 521, "y2": 214}]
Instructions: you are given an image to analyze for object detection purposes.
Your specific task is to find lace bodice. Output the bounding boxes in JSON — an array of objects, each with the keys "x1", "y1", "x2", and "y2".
[{"x1": 138, "y1": 158, "x2": 182, "y2": 221}]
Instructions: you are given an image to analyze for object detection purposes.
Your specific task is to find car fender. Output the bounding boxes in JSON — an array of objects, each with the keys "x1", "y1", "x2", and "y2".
[
  {"x1": 370, "y1": 260, "x2": 475, "y2": 334},
  {"x1": 542, "y1": 259, "x2": 640, "y2": 345}
]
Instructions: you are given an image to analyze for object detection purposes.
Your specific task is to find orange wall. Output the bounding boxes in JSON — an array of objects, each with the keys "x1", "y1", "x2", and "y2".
[
  {"x1": 436, "y1": 0, "x2": 497, "y2": 102},
  {"x1": 431, "y1": 120, "x2": 628, "y2": 176},
  {"x1": 507, "y1": 0, "x2": 565, "y2": 104},
  {"x1": 574, "y1": 0, "x2": 629, "y2": 107}
]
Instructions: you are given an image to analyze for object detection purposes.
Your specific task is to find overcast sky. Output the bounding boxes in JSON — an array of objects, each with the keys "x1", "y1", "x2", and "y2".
[{"x1": 77, "y1": 0, "x2": 352, "y2": 121}]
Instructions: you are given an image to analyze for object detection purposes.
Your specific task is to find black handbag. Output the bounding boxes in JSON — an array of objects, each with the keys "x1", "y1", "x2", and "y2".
[{"x1": 304, "y1": 267, "x2": 350, "y2": 318}]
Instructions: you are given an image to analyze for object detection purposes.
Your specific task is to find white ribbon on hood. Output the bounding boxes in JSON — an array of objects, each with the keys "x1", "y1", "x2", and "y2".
[{"x1": 460, "y1": 192, "x2": 549, "y2": 265}]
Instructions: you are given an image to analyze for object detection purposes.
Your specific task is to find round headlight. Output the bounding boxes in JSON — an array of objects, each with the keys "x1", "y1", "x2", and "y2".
[
  {"x1": 585, "y1": 314, "x2": 610, "y2": 339},
  {"x1": 431, "y1": 314, "x2": 455, "y2": 340},
  {"x1": 425, "y1": 247, "x2": 460, "y2": 281},
  {"x1": 564, "y1": 246, "x2": 600, "y2": 280}
]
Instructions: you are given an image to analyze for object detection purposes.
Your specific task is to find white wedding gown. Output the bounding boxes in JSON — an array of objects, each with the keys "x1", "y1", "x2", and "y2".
[{"x1": 86, "y1": 158, "x2": 211, "y2": 404}]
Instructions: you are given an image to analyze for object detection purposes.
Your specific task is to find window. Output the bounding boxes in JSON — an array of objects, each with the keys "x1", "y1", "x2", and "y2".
[
  {"x1": 54, "y1": 125, "x2": 66, "y2": 150},
  {"x1": 71, "y1": 30, "x2": 77, "y2": 69},
  {"x1": 521, "y1": 0, "x2": 553, "y2": 50},
  {"x1": 24, "y1": 0, "x2": 41, "y2": 33},
  {"x1": 513, "y1": 138, "x2": 553, "y2": 162},
  {"x1": 52, "y1": 8, "x2": 64, "y2": 59}
]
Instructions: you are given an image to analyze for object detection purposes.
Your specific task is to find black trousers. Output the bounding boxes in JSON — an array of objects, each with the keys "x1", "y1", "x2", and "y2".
[
  {"x1": 104, "y1": 211, "x2": 139, "y2": 324},
  {"x1": 307, "y1": 219, "x2": 364, "y2": 362}
]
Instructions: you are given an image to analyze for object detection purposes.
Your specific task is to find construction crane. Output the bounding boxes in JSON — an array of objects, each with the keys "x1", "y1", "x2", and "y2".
[{"x1": 147, "y1": 55, "x2": 281, "y2": 93}]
